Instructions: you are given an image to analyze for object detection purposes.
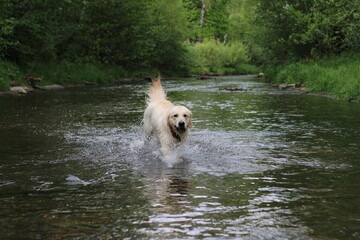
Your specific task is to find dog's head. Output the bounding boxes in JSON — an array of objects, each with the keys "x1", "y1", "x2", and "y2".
[{"x1": 168, "y1": 106, "x2": 192, "y2": 134}]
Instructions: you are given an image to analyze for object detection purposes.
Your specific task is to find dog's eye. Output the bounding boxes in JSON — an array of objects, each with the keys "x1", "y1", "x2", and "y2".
[
  {"x1": 183, "y1": 114, "x2": 187, "y2": 118},
  {"x1": 174, "y1": 114, "x2": 178, "y2": 118}
]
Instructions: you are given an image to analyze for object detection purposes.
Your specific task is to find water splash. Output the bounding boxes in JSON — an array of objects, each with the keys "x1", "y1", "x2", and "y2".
[
  {"x1": 64, "y1": 125, "x2": 278, "y2": 177},
  {"x1": 65, "y1": 175, "x2": 92, "y2": 185}
]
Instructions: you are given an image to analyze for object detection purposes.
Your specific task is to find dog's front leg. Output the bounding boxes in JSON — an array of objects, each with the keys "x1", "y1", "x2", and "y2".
[
  {"x1": 160, "y1": 146, "x2": 171, "y2": 156},
  {"x1": 159, "y1": 134, "x2": 174, "y2": 155}
]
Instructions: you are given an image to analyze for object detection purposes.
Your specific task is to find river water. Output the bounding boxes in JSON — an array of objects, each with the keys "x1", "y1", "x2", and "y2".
[{"x1": 1, "y1": 76, "x2": 359, "y2": 239}]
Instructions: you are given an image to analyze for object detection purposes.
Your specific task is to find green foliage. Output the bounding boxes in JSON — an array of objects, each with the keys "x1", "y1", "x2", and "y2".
[
  {"x1": 148, "y1": 0, "x2": 190, "y2": 74},
  {"x1": 203, "y1": 0, "x2": 229, "y2": 41},
  {"x1": 26, "y1": 61, "x2": 128, "y2": 86},
  {"x1": 25, "y1": 60, "x2": 161, "y2": 86},
  {"x1": 0, "y1": 61, "x2": 22, "y2": 91},
  {"x1": 0, "y1": 17, "x2": 17, "y2": 59},
  {"x1": 270, "y1": 53, "x2": 360, "y2": 101},
  {"x1": 235, "y1": 64, "x2": 261, "y2": 75},
  {"x1": 240, "y1": 0, "x2": 360, "y2": 63},
  {"x1": 186, "y1": 40, "x2": 256, "y2": 75},
  {"x1": 78, "y1": 0, "x2": 155, "y2": 66},
  {"x1": 1, "y1": 0, "x2": 359, "y2": 98},
  {"x1": 0, "y1": 0, "x2": 190, "y2": 76},
  {"x1": 182, "y1": 0, "x2": 230, "y2": 41},
  {"x1": 0, "y1": 0, "x2": 69, "y2": 64},
  {"x1": 344, "y1": 1, "x2": 360, "y2": 50}
]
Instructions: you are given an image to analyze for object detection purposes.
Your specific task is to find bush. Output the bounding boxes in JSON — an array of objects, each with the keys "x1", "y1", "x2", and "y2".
[
  {"x1": 0, "y1": 61, "x2": 22, "y2": 91},
  {"x1": 186, "y1": 40, "x2": 254, "y2": 75},
  {"x1": 235, "y1": 64, "x2": 261, "y2": 75}
]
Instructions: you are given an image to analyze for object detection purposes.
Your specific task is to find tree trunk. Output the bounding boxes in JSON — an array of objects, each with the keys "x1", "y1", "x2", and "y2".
[{"x1": 200, "y1": 0, "x2": 206, "y2": 27}]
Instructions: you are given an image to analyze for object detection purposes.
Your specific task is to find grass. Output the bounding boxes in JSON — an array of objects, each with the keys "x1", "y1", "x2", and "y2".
[
  {"x1": 266, "y1": 52, "x2": 360, "y2": 101},
  {"x1": 0, "y1": 60, "x2": 159, "y2": 92},
  {"x1": 27, "y1": 61, "x2": 128, "y2": 86}
]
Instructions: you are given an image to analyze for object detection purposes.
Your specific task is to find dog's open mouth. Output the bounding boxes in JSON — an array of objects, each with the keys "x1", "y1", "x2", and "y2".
[{"x1": 176, "y1": 125, "x2": 186, "y2": 133}]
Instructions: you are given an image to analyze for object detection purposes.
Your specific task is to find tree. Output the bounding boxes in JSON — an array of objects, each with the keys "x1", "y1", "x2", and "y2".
[
  {"x1": 149, "y1": 0, "x2": 190, "y2": 73},
  {"x1": 240, "y1": 0, "x2": 360, "y2": 63},
  {"x1": 182, "y1": 0, "x2": 229, "y2": 42}
]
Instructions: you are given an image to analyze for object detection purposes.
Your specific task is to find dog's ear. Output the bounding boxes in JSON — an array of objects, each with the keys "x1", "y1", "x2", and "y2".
[
  {"x1": 167, "y1": 112, "x2": 172, "y2": 125},
  {"x1": 188, "y1": 111, "x2": 193, "y2": 129}
]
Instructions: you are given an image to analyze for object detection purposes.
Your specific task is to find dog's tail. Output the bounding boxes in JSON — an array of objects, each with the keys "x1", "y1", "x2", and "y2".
[{"x1": 147, "y1": 76, "x2": 167, "y2": 103}]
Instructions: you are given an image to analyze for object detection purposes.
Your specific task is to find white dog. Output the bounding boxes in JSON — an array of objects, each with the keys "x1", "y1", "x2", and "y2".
[{"x1": 143, "y1": 77, "x2": 192, "y2": 155}]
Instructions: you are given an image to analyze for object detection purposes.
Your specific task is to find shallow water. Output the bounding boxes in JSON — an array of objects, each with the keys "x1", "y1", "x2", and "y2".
[{"x1": 1, "y1": 77, "x2": 360, "y2": 239}]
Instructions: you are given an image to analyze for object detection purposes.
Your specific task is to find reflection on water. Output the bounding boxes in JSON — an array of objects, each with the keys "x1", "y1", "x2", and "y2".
[{"x1": 0, "y1": 77, "x2": 360, "y2": 239}]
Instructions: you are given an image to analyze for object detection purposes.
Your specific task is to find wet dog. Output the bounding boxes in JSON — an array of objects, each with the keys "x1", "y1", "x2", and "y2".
[{"x1": 143, "y1": 77, "x2": 192, "y2": 155}]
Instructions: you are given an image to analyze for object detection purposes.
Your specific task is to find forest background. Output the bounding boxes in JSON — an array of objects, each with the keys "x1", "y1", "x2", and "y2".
[{"x1": 1, "y1": 0, "x2": 359, "y2": 100}]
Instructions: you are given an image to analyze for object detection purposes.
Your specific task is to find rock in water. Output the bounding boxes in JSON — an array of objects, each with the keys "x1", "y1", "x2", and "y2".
[
  {"x1": 41, "y1": 84, "x2": 65, "y2": 90},
  {"x1": 10, "y1": 86, "x2": 34, "y2": 94}
]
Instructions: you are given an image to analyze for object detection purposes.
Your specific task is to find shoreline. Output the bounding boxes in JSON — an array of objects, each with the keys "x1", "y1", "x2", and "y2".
[
  {"x1": 271, "y1": 83, "x2": 360, "y2": 104},
  {"x1": 1, "y1": 75, "x2": 359, "y2": 104},
  {"x1": 0, "y1": 77, "x2": 152, "y2": 96},
  {"x1": 0, "y1": 74, "x2": 256, "y2": 96}
]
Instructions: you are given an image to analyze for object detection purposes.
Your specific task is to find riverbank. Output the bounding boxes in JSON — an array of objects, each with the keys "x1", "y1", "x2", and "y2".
[
  {"x1": 0, "y1": 56, "x2": 258, "y2": 96},
  {"x1": 2, "y1": 54, "x2": 359, "y2": 103},
  {"x1": 0, "y1": 60, "x2": 159, "y2": 93},
  {"x1": 264, "y1": 52, "x2": 360, "y2": 102}
]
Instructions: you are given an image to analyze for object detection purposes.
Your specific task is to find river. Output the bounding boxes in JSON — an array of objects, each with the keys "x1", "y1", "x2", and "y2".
[{"x1": 1, "y1": 76, "x2": 359, "y2": 239}]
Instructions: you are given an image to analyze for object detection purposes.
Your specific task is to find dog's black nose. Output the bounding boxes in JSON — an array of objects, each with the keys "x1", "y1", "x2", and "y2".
[{"x1": 179, "y1": 121, "x2": 185, "y2": 127}]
